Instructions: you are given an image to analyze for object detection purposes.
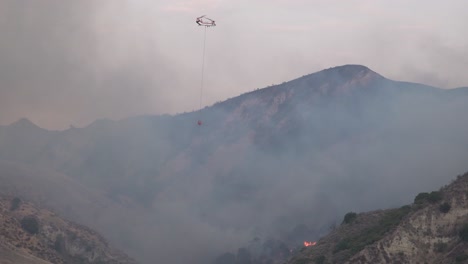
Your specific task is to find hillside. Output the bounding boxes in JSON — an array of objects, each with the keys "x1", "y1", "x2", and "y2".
[
  {"x1": 287, "y1": 172, "x2": 468, "y2": 264},
  {"x1": 1, "y1": 65, "x2": 468, "y2": 263},
  {"x1": 0, "y1": 195, "x2": 137, "y2": 264},
  {"x1": 0, "y1": 160, "x2": 157, "y2": 263}
]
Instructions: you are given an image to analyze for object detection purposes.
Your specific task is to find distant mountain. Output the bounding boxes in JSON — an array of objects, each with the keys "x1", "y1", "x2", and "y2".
[
  {"x1": 287, "y1": 171, "x2": 468, "y2": 264},
  {"x1": 1, "y1": 65, "x2": 468, "y2": 264},
  {"x1": 447, "y1": 86, "x2": 468, "y2": 96},
  {"x1": 0, "y1": 118, "x2": 58, "y2": 163},
  {"x1": 0, "y1": 195, "x2": 137, "y2": 264}
]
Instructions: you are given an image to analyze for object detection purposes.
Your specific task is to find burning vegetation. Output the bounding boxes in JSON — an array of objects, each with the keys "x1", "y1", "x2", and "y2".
[{"x1": 303, "y1": 241, "x2": 316, "y2": 247}]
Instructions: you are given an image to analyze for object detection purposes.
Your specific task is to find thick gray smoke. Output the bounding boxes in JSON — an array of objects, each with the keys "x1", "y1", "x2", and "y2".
[
  {"x1": 1, "y1": 65, "x2": 468, "y2": 264},
  {"x1": 1, "y1": 1, "x2": 468, "y2": 264},
  {"x1": 0, "y1": 0, "x2": 181, "y2": 129}
]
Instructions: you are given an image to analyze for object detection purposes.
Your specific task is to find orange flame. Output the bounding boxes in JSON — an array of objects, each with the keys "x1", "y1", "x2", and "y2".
[{"x1": 304, "y1": 241, "x2": 317, "y2": 247}]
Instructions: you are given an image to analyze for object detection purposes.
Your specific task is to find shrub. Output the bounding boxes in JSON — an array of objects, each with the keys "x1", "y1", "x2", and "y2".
[
  {"x1": 334, "y1": 240, "x2": 350, "y2": 252},
  {"x1": 20, "y1": 216, "x2": 39, "y2": 234},
  {"x1": 414, "y1": 192, "x2": 429, "y2": 204},
  {"x1": 343, "y1": 212, "x2": 357, "y2": 224},
  {"x1": 456, "y1": 254, "x2": 468, "y2": 262},
  {"x1": 439, "y1": 202, "x2": 451, "y2": 213},
  {"x1": 459, "y1": 224, "x2": 468, "y2": 242},
  {"x1": 293, "y1": 258, "x2": 312, "y2": 264},
  {"x1": 10, "y1": 197, "x2": 21, "y2": 211},
  {"x1": 315, "y1": 255, "x2": 326, "y2": 264},
  {"x1": 53, "y1": 234, "x2": 64, "y2": 253},
  {"x1": 427, "y1": 191, "x2": 442, "y2": 203},
  {"x1": 434, "y1": 242, "x2": 447, "y2": 253},
  {"x1": 414, "y1": 191, "x2": 442, "y2": 204}
]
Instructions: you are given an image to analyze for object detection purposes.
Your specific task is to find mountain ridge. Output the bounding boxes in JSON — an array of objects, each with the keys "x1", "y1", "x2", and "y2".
[
  {"x1": 3, "y1": 64, "x2": 457, "y2": 132},
  {"x1": 1, "y1": 64, "x2": 468, "y2": 264}
]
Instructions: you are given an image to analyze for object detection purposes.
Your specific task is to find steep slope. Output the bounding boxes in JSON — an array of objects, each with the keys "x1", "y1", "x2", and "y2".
[
  {"x1": 0, "y1": 65, "x2": 468, "y2": 264},
  {"x1": 287, "y1": 172, "x2": 468, "y2": 264},
  {"x1": 0, "y1": 195, "x2": 137, "y2": 264},
  {"x1": 0, "y1": 244, "x2": 52, "y2": 264},
  {"x1": 0, "y1": 160, "x2": 152, "y2": 263}
]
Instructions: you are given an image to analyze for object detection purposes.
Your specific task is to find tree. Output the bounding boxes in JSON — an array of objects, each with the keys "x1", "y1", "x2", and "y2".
[
  {"x1": 315, "y1": 255, "x2": 326, "y2": 264},
  {"x1": 439, "y1": 202, "x2": 451, "y2": 213},
  {"x1": 343, "y1": 212, "x2": 357, "y2": 224},
  {"x1": 21, "y1": 215, "x2": 39, "y2": 234},
  {"x1": 459, "y1": 224, "x2": 468, "y2": 242},
  {"x1": 54, "y1": 234, "x2": 64, "y2": 253},
  {"x1": 414, "y1": 192, "x2": 429, "y2": 204},
  {"x1": 414, "y1": 191, "x2": 442, "y2": 204},
  {"x1": 427, "y1": 191, "x2": 442, "y2": 203},
  {"x1": 10, "y1": 197, "x2": 21, "y2": 211}
]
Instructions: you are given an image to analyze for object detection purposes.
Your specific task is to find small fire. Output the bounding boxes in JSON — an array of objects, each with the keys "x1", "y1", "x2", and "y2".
[{"x1": 304, "y1": 241, "x2": 317, "y2": 247}]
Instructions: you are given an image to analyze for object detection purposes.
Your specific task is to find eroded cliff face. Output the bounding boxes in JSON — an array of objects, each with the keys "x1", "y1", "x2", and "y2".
[
  {"x1": 0, "y1": 196, "x2": 137, "y2": 264},
  {"x1": 350, "y1": 174, "x2": 468, "y2": 264}
]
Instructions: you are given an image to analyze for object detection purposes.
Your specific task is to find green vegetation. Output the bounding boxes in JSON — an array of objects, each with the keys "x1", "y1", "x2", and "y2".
[
  {"x1": 439, "y1": 202, "x2": 451, "y2": 213},
  {"x1": 434, "y1": 242, "x2": 447, "y2": 253},
  {"x1": 10, "y1": 197, "x2": 21, "y2": 211},
  {"x1": 459, "y1": 224, "x2": 468, "y2": 242},
  {"x1": 292, "y1": 258, "x2": 312, "y2": 264},
  {"x1": 334, "y1": 240, "x2": 350, "y2": 252},
  {"x1": 427, "y1": 191, "x2": 443, "y2": 203},
  {"x1": 54, "y1": 234, "x2": 64, "y2": 253},
  {"x1": 314, "y1": 255, "x2": 326, "y2": 264},
  {"x1": 342, "y1": 212, "x2": 357, "y2": 224},
  {"x1": 456, "y1": 254, "x2": 468, "y2": 262},
  {"x1": 334, "y1": 206, "x2": 411, "y2": 255},
  {"x1": 20, "y1": 215, "x2": 39, "y2": 234},
  {"x1": 414, "y1": 192, "x2": 429, "y2": 204},
  {"x1": 65, "y1": 230, "x2": 77, "y2": 241},
  {"x1": 414, "y1": 191, "x2": 442, "y2": 204}
]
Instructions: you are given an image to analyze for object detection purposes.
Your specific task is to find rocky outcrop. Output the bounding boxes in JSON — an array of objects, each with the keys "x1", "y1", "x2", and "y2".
[
  {"x1": 287, "y1": 172, "x2": 468, "y2": 264},
  {"x1": 349, "y1": 173, "x2": 468, "y2": 264}
]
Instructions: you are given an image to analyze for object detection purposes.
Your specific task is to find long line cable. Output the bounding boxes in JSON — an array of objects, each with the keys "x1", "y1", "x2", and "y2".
[
  {"x1": 199, "y1": 26, "x2": 207, "y2": 116},
  {"x1": 196, "y1": 15, "x2": 215, "y2": 126}
]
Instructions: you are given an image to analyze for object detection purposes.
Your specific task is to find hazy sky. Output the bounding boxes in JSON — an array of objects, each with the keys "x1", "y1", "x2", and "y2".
[{"x1": 1, "y1": 0, "x2": 467, "y2": 129}]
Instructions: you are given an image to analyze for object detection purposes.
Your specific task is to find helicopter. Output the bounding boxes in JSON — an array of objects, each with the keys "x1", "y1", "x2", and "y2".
[{"x1": 196, "y1": 15, "x2": 216, "y2": 27}]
